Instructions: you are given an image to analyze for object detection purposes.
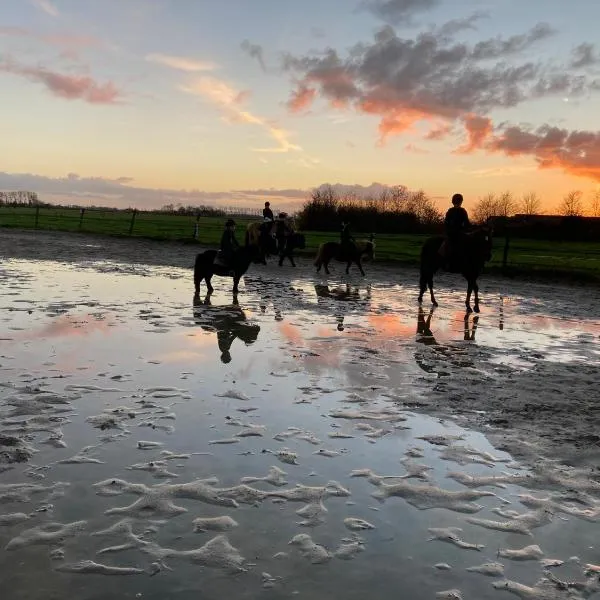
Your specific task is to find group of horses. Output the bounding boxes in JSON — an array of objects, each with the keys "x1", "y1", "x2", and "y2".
[{"x1": 194, "y1": 219, "x2": 493, "y2": 313}]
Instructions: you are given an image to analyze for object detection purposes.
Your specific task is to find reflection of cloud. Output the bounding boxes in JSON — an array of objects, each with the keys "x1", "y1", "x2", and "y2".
[{"x1": 17, "y1": 313, "x2": 114, "y2": 340}]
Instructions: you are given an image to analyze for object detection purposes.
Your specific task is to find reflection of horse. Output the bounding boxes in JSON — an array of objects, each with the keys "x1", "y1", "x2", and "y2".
[
  {"x1": 194, "y1": 246, "x2": 259, "y2": 295},
  {"x1": 193, "y1": 293, "x2": 260, "y2": 364},
  {"x1": 464, "y1": 315, "x2": 479, "y2": 341},
  {"x1": 278, "y1": 233, "x2": 306, "y2": 267},
  {"x1": 416, "y1": 306, "x2": 437, "y2": 346},
  {"x1": 314, "y1": 283, "x2": 363, "y2": 301},
  {"x1": 245, "y1": 221, "x2": 277, "y2": 265},
  {"x1": 314, "y1": 236, "x2": 375, "y2": 276},
  {"x1": 418, "y1": 228, "x2": 493, "y2": 313}
]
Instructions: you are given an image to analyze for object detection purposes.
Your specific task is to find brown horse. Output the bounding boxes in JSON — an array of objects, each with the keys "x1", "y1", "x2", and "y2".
[
  {"x1": 314, "y1": 236, "x2": 375, "y2": 276},
  {"x1": 418, "y1": 228, "x2": 493, "y2": 313},
  {"x1": 245, "y1": 221, "x2": 277, "y2": 265}
]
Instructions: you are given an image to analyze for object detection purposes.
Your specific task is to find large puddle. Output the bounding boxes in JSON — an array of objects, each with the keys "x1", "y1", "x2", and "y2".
[{"x1": 1, "y1": 257, "x2": 600, "y2": 599}]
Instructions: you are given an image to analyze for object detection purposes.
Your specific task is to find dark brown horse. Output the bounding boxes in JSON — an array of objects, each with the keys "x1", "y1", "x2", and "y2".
[
  {"x1": 278, "y1": 233, "x2": 306, "y2": 267},
  {"x1": 314, "y1": 236, "x2": 375, "y2": 276},
  {"x1": 194, "y1": 246, "x2": 259, "y2": 295},
  {"x1": 418, "y1": 228, "x2": 493, "y2": 313}
]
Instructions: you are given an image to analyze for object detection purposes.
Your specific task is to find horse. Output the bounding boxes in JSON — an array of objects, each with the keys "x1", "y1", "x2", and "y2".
[
  {"x1": 278, "y1": 233, "x2": 306, "y2": 267},
  {"x1": 314, "y1": 236, "x2": 375, "y2": 276},
  {"x1": 194, "y1": 245, "x2": 259, "y2": 295},
  {"x1": 245, "y1": 221, "x2": 277, "y2": 265},
  {"x1": 418, "y1": 227, "x2": 493, "y2": 313}
]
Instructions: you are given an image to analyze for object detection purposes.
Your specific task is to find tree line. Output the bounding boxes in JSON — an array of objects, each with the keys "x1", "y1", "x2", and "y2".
[{"x1": 0, "y1": 191, "x2": 41, "y2": 205}]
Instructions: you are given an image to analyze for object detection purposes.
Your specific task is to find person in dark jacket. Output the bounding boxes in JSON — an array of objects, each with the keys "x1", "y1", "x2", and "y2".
[
  {"x1": 440, "y1": 193, "x2": 470, "y2": 264},
  {"x1": 274, "y1": 212, "x2": 292, "y2": 256},
  {"x1": 263, "y1": 202, "x2": 274, "y2": 221},
  {"x1": 216, "y1": 219, "x2": 239, "y2": 268}
]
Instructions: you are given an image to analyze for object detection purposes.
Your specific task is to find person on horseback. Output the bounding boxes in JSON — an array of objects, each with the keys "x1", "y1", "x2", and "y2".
[
  {"x1": 263, "y1": 201, "x2": 274, "y2": 222},
  {"x1": 441, "y1": 193, "x2": 470, "y2": 267},
  {"x1": 215, "y1": 218, "x2": 239, "y2": 271},
  {"x1": 340, "y1": 220, "x2": 356, "y2": 258},
  {"x1": 274, "y1": 212, "x2": 292, "y2": 256}
]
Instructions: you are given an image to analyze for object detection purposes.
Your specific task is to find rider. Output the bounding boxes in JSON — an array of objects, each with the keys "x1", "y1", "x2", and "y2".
[
  {"x1": 274, "y1": 212, "x2": 292, "y2": 256},
  {"x1": 216, "y1": 218, "x2": 239, "y2": 270},
  {"x1": 441, "y1": 193, "x2": 470, "y2": 265},
  {"x1": 263, "y1": 201, "x2": 274, "y2": 222},
  {"x1": 340, "y1": 220, "x2": 355, "y2": 258}
]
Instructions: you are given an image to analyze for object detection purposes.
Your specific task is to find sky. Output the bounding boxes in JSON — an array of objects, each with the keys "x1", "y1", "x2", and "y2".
[{"x1": 1, "y1": 0, "x2": 600, "y2": 213}]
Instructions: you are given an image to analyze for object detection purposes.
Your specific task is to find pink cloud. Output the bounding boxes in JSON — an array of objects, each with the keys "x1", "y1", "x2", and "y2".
[
  {"x1": 455, "y1": 114, "x2": 494, "y2": 154},
  {"x1": 0, "y1": 58, "x2": 122, "y2": 104}
]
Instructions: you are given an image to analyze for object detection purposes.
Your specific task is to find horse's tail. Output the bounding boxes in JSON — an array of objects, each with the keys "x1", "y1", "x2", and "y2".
[{"x1": 314, "y1": 243, "x2": 325, "y2": 267}]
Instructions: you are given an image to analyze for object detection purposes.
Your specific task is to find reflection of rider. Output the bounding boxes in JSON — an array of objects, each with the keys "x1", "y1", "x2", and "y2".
[
  {"x1": 193, "y1": 293, "x2": 259, "y2": 364},
  {"x1": 441, "y1": 194, "x2": 470, "y2": 265},
  {"x1": 340, "y1": 221, "x2": 355, "y2": 257},
  {"x1": 217, "y1": 219, "x2": 239, "y2": 268}
]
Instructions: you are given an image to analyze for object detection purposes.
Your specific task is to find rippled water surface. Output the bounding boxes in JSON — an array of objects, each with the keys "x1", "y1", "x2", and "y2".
[{"x1": 1, "y1": 257, "x2": 599, "y2": 600}]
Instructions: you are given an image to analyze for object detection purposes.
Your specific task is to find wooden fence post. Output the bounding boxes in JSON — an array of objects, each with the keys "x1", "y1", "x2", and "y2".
[
  {"x1": 79, "y1": 208, "x2": 85, "y2": 230},
  {"x1": 34, "y1": 205, "x2": 40, "y2": 229},
  {"x1": 129, "y1": 209, "x2": 137, "y2": 235},
  {"x1": 193, "y1": 215, "x2": 200, "y2": 239}
]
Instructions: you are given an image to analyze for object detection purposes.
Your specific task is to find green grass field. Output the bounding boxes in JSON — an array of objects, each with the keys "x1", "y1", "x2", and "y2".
[{"x1": 1, "y1": 206, "x2": 600, "y2": 282}]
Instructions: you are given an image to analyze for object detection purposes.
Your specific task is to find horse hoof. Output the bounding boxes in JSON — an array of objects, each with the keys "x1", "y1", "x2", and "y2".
[
  {"x1": 432, "y1": 301, "x2": 439, "y2": 307},
  {"x1": 418, "y1": 297, "x2": 423, "y2": 304},
  {"x1": 466, "y1": 306, "x2": 473, "y2": 314},
  {"x1": 474, "y1": 305, "x2": 480, "y2": 314}
]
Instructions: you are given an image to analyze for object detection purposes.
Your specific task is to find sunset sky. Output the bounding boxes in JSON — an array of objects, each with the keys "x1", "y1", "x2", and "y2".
[{"x1": 1, "y1": 0, "x2": 600, "y2": 213}]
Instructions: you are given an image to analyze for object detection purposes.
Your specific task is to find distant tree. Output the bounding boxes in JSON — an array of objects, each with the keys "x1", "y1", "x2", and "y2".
[
  {"x1": 590, "y1": 190, "x2": 600, "y2": 217},
  {"x1": 559, "y1": 190, "x2": 583, "y2": 216},
  {"x1": 519, "y1": 191, "x2": 541, "y2": 215},
  {"x1": 495, "y1": 191, "x2": 516, "y2": 217},
  {"x1": 472, "y1": 193, "x2": 498, "y2": 224}
]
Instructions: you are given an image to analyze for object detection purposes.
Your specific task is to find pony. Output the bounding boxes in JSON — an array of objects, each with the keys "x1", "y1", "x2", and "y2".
[
  {"x1": 245, "y1": 221, "x2": 277, "y2": 265},
  {"x1": 194, "y1": 245, "x2": 259, "y2": 295},
  {"x1": 418, "y1": 227, "x2": 493, "y2": 313},
  {"x1": 278, "y1": 233, "x2": 306, "y2": 267},
  {"x1": 314, "y1": 235, "x2": 375, "y2": 276}
]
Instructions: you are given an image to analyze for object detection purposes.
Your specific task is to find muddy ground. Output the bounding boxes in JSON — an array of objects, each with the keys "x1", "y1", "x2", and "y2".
[{"x1": 2, "y1": 227, "x2": 599, "y2": 469}]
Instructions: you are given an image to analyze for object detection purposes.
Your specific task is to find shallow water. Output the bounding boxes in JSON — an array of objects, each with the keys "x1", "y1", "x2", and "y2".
[{"x1": 1, "y1": 258, "x2": 599, "y2": 600}]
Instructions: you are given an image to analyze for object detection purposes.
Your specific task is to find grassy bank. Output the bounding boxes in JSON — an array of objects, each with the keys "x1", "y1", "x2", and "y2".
[{"x1": 1, "y1": 206, "x2": 600, "y2": 282}]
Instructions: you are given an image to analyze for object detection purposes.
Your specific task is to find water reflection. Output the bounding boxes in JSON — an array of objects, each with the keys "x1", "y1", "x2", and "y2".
[{"x1": 192, "y1": 292, "x2": 260, "y2": 363}]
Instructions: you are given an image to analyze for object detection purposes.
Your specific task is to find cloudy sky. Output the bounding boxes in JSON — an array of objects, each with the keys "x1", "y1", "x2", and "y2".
[{"x1": 1, "y1": 0, "x2": 599, "y2": 212}]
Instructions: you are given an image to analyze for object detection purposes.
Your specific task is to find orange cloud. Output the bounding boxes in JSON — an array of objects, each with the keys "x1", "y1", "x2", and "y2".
[
  {"x1": 455, "y1": 114, "x2": 493, "y2": 154},
  {"x1": 0, "y1": 57, "x2": 122, "y2": 104},
  {"x1": 287, "y1": 84, "x2": 316, "y2": 113},
  {"x1": 182, "y1": 76, "x2": 302, "y2": 153}
]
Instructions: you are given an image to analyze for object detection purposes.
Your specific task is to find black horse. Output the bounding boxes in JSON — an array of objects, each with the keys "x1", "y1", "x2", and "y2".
[
  {"x1": 314, "y1": 236, "x2": 375, "y2": 276},
  {"x1": 278, "y1": 233, "x2": 306, "y2": 267},
  {"x1": 194, "y1": 246, "x2": 259, "y2": 295},
  {"x1": 193, "y1": 293, "x2": 260, "y2": 363},
  {"x1": 418, "y1": 228, "x2": 493, "y2": 313}
]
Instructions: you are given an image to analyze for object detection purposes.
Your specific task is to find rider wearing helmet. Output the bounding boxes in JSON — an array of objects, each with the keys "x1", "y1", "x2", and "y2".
[
  {"x1": 340, "y1": 220, "x2": 356, "y2": 258},
  {"x1": 263, "y1": 201, "x2": 274, "y2": 222},
  {"x1": 274, "y1": 212, "x2": 292, "y2": 256},
  {"x1": 216, "y1": 218, "x2": 239, "y2": 269},
  {"x1": 441, "y1": 193, "x2": 470, "y2": 265}
]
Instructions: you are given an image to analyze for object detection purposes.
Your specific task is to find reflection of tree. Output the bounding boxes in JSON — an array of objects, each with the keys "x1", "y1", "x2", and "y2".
[{"x1": 193, "y1": 293, "x2": 260, "y2": 364}]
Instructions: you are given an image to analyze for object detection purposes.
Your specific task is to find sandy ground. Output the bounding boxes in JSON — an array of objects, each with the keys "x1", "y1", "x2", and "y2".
[{"x1": 2, "y1": 227, "x2": 599, "y2": 469}]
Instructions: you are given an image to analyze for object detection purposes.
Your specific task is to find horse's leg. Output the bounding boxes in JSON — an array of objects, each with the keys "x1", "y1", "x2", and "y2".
[
  {"x1": 232, "y1": 274, "x2": 240, "y2": 294},
  {"x1": 290, "y1": 254, "x2": 296, "y2": 267},
  {"x1": 206, "y1": 274, "x2": 214, "y2": 294},
  {"x1": 473, "y1": 280, "x2": 480, "y2": 313},
  {"x1": 465, "y1": 279, "x2": 473, "y2": 313},
  {"x1": 428, "y1": 275, "x2": 438, "y2": 307},
  {"x1": 324, "y1": 260, "x2": 330, "y2": 275},
  {"x1": 346, "y1": 261, "x2": 352, "y2": 275},
  {"x1": 356, "y1": 259, "x2": 365, "y2": 277}
]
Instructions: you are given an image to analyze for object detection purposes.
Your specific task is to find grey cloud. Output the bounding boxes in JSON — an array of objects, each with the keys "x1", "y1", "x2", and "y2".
[
  {"x1": 435, "y1": 12, "x2": 489, "y2": 38},
  {"x1": 282, "y1": 22, "x2": 597, "y2": 139},
  {"x1": 570, "y1": 43, "x2": 599, "y2": 69},
  {"x1": 471, "y1": 22, "x2": 554, "y2": 60},
  {"x1": 0, "y1": 172, "x2": 307, "y2": 210},
  {"x1": 241, "y1": 40, "x2": 266, "y2": 71},
  {"x1": 362, "y1": 0, "x2": 440, "y2": 25}
]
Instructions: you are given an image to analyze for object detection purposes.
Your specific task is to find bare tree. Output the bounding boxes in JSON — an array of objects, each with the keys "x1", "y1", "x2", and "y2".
[
  {"x1": 590, "y1": 190, "x2": 600, "y2": 217},
  {"x1": 519, "y1": 191, "x2": 541, "y2": 215},
  {"x1": 472, "y1": 193, "x2": 498, "y2": 224},
  {"x1": 495, "y1": 191, "x2": 516, "y2": 217},
  {"x1": 559, "y1": 190, "x2": 583, "y2": 216}
]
